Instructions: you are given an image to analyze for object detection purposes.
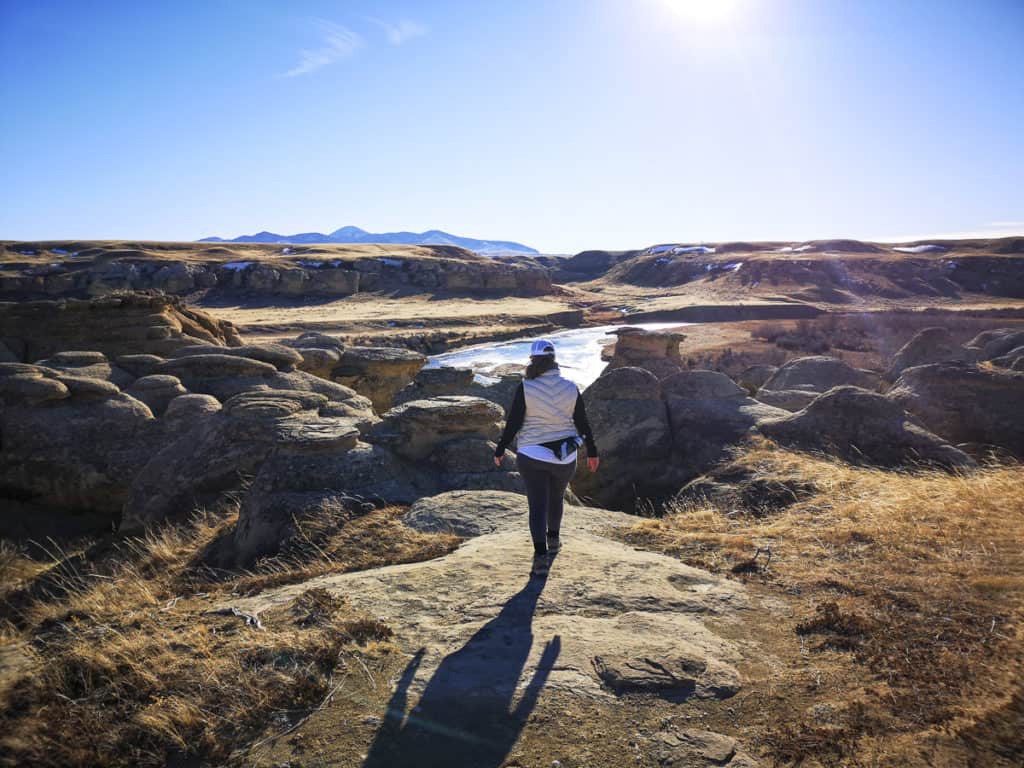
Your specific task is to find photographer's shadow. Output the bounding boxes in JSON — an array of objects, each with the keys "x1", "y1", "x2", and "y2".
[{"x1": 362, "y1": 557, "x2": 560, "y2": 768}]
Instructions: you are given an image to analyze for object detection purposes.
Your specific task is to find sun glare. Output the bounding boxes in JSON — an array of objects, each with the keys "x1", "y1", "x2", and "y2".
[{"x1": 662, "y1": 0, "x2": 743, "y2": 25}]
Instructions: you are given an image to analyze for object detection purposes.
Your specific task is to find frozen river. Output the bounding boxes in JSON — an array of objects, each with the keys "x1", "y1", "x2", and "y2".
[{"x1": 426, "y1": 322, "x2": 689, "y2": 388}]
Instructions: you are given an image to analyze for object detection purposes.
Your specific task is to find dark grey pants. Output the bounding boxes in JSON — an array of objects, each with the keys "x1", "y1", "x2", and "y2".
[{"x1": 516, "y1": 452, "x2": 577, "y2": 553}]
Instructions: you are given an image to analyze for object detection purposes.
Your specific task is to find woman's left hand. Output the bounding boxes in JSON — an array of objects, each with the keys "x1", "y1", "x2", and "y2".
[{"x1": 493, "y1": 455, "x2": 502, "y2": 467}]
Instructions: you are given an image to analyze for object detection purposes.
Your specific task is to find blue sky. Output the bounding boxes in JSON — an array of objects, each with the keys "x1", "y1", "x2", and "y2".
[{"x1": 1, "y1": 0, "x2": 1022, "y2": 253}]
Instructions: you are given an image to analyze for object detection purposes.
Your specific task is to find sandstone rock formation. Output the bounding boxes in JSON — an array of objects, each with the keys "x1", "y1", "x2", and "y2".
[
  {"x1": 123, "y1": 374, "x2": 188, "y2": 415},
  {"x1": 887, "y1": 362, "x2": 1024, "y2": 456},
  {"x1": 169, "y1": 342, "x2": 304, "y2": 370},
  {"x1": 967, "y1": 328, "x2": 1024, "y2": 361},
  {"x1": 0, "y1": 362, "x2": 159, "y2": 519},
  {"x1": 231, "y1": 396, "x2": 519, "y2": 563},
  {"x1": 603, "y1": 326, "x2": 687, "y2": 379},
  {"x1": 736, "y1": 364, "x2": 778, "y2": 395},
  {"x1": 332, "y1": 346, "x2": 426, "y2": 413},
  {"x1": 370, "y1": 396, "x2": 503, "y2": 461},
  {"x1": 757, "y1": 355, "x2": 879, "y2": 411},
  {"x1": 121, "y1": 390, "x2": 319, "y2": 532},
  {"x1": 663, "y1": 369, "x2": 788, "y2": 475},
  {"x1": 758, "y1": 386, "x2": 974, "y2": 468},
  {"x1": 0, "y1": 243, "x2": 554, "y2": 301},
  {"x1": 32, "y1": 350, "x2": 135, "y2": 388},
  {"x1": 885, "y1": 327, "x2": 977, "y2": 381},
  {"x1": 0, "y1": 294, "x2": 240, "y2": 362},
  {"x1": 230, "y1": 489, "x2": 748, "y2": 722},
  {"x1": 573, "y1": 367, "x2": 787, "y2": 511},
  {"x1": 572, "y1": 367, "x2": 676, "y2": 511}
]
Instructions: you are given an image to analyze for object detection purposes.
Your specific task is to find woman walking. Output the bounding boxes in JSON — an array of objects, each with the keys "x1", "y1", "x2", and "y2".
[{"x1": 493, "y1": 339, "x2": 599, "y2": 577}]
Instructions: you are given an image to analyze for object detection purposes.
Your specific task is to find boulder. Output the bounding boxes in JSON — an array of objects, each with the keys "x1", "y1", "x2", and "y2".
[
  {"x1": 0, "y1": 372, "x2": 70, "y2": 404},
  {"x1": 115, "y1": 353, "x2": 166, "y2": 378},
  {"x1": 122, "y1": 390, "x2": 336, "y2": 531},
  {"x1": 571, "y1": 367, "x2": 675, "y2": 511},
  {"x1": 604, "y1": 327, "x2": 687, "y2": 379},
  {"x1": 758, "y1": 386, "x2": 974, "y2": 468},
  {"x1": 169, "y1": 342, "x2": 303, "y2": 371},
  {"x1": 124, "y1": 374, "x2": 188, "y2": 415},
  {"x1": 156, "y1": 353, "x2": 278, "y2": 381},
  {"x1": 332, "y1": 346, "x2": 427, "y2": 413},
  {"x1": 162, "y1": 393, "x2": 222, "y2": 434},
  {"x1": 965, "y1": 328, "x2": 1017, "y2": 350},
  {"x1": 887, "y1": 362, "x2": 1024, "y2": 457},
  {"x1": 663, "y1": 369, "x2": 788, "y2": 479},
  {"x1": 1, "y1": 389, "x2": 158, "y2": 518},
  {"x1": 757, "y1": 356, "x2": 879, "y2": 411},
  {"x1": 885, "y1": 327, "x2": 976, "y2": 381},
  {"x1": 233, "y1": 439, "x2": 407, "y2": 564},
  {"x1": 736, "y1": 364, "x2": 778, "y2": 395},
  {"x1": 369, "y1": 396, "x2": 504, "y2": 462},
  {"x1": 33, "y1": 350, "x2": 135, "y2": 388},
  {"x1": 969, "y1": 328, "x2": 1024, "y2": 361},
  {"x1": 294, "y1": 346, "x2": 342, "y2": 379},
  {"x1": 398, "y1": 366, "x2": 476, "y2": 400},
  {"x1": 53, "y1": 374, "x2": 121, "y2": 400}
]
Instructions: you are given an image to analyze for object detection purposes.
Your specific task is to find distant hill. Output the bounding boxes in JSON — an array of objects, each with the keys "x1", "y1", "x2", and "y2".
[{"x1": 199, "y1": 226, "x2": 539, "y2": 255}]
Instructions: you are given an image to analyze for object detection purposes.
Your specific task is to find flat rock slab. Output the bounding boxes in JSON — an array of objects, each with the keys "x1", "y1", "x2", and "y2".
[
  {"x1": 403, "y1": 489, "x2": 626, "y2": 537},
  {"x1": 235, "y1": 521, "x2": 748, "y2": 705}
]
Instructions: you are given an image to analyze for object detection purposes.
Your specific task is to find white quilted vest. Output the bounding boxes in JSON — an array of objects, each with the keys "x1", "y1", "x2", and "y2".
[{"x1": 518, "y1": 370, "x2": 579, "y2": 447}]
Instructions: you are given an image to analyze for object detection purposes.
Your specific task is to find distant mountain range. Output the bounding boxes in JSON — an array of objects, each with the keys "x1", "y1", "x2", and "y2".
[{"x1": 199, "y1": 226, "x2": 539, "y2": 255}]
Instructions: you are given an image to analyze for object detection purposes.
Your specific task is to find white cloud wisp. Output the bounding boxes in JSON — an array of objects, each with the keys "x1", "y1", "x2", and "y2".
[{"x1": 284, "y1": 20, "x2": 364, "y2": 78}]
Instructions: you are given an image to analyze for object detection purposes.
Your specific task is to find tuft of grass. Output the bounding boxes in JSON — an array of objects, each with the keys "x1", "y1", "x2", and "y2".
[
  {"x1": 614, "y1": 437, "x2": 1024, "y2": 765},
  {"x1": 0, "y1": 504, "x2": 459, "y2": 767}
]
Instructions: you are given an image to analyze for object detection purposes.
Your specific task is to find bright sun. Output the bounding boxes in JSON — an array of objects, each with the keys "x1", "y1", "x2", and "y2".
[{"x1": 662, "y1": 0, "x2": 743, "y2": 25}]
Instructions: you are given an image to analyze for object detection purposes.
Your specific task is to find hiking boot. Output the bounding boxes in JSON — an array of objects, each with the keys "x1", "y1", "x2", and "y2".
[
  {"x1": 546, "y1": 534, "x2": 562, "y2": 553},
  {"x1": 530, "y1": 553, "x2": 550, "y2": 577}
]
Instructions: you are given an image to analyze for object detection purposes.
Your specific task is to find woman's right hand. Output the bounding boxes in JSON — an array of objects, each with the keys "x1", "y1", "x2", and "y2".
[{"x1": 587, "y1": 457, "x2": 600, "y2": 473}]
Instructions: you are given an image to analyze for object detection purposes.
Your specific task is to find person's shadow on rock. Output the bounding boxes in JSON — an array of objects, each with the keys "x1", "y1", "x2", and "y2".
[{"x1": 362, "y1": 558, "x2": 560, "y2": 768}]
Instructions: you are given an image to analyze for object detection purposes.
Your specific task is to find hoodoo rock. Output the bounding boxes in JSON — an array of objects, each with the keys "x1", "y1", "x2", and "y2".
[
  {"x1": 331, "y1": 346, "x2": 427, "y2": 413},
  {"x1": 756, "y1": 355, "x2": 879, "y2": 411},
  {"x1": 885, "y1": 327, "x2": 977, "y2": 381},
  {"x1": 603, "y1": 327, "x2": 687, "y2": 379},
  {"x1": 758, "y1": 385, "x2": 974, "y2": 468},
  {"x1": 887, "y1": 362, "x2": 1024, "y2": 457},
  {"x1": 370, "y1": 396, "x2": 504, "y2": 462}
]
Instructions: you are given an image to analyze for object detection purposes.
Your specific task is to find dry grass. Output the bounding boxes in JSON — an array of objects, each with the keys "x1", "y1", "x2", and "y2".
[
  {"x1": 615, "y1": 438, "x2": 1024, "y2": 766},
  {"x1": 0, "y1": 505, "x2": 459, "y2": 767}
]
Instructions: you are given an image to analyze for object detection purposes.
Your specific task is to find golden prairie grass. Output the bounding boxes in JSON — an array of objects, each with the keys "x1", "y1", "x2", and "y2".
[
  {"x1": 616, "y1": 438, "x2": 1024, "y2": 766},
  {"x1": 0, "y1": 505, "x2": 460, "y2": 767}
]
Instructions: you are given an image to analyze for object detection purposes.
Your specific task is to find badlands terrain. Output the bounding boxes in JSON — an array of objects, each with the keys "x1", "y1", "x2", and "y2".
[{"x1": 0, "y1": 236, "x2": 1022, "y2": 767}]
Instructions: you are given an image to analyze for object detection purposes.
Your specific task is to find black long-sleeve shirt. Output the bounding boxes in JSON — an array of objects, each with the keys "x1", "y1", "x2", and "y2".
[{"x1": 494, "y1": 382, "x2": 598, "y2": 457}]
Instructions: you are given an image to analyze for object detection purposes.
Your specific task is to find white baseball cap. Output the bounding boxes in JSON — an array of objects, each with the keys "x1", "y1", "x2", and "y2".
[{"x1": 530, "y1": 339, "x2": 556, "y2": 356}]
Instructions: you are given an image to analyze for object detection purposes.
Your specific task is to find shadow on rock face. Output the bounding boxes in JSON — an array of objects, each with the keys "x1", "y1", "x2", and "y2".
[{"x1": 362, "y1": 562, "x2": 560, "y2": 768}]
